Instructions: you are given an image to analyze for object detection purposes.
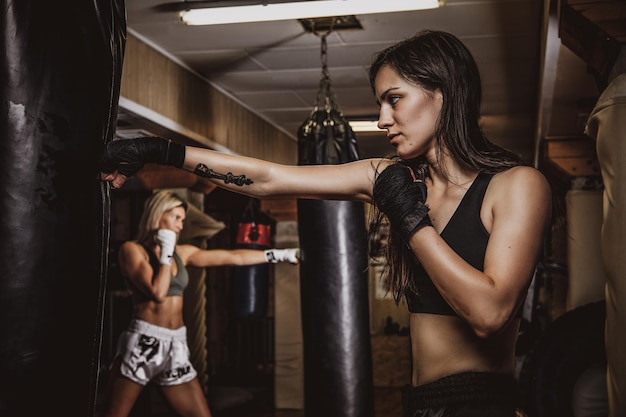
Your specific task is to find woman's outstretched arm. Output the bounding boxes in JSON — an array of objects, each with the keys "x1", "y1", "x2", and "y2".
[{"x1": 100, "y1": 137, "x2": 386, "y2": 202}]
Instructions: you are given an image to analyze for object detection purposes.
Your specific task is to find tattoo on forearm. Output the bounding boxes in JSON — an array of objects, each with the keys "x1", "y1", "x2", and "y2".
[{"x1": 194, "y1": 163, "x2": 254, "y2": 186}]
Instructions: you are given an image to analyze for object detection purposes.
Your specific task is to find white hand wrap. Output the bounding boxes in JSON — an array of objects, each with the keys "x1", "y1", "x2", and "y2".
[
  {"x1": 264, "y1": 248, "x2": 299, "y2": 264},
  {"x1": 155, "y1": 229, "x2": 177, "y2": 265}
]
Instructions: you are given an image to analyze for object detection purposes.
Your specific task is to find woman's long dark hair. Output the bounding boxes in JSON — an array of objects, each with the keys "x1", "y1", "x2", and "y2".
[{"x1": 367, "y1": 30, "x2": 527, "y2": 304}]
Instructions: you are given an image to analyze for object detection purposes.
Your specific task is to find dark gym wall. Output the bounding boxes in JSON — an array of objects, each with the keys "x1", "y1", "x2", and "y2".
[{"x1": 0, "y1": 1, "x2": 125, "y2": 416}]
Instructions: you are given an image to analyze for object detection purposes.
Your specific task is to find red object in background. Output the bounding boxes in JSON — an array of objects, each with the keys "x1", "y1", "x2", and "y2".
[{"x1": 236, "y1": 222, "x2": 272, "y2": 247}]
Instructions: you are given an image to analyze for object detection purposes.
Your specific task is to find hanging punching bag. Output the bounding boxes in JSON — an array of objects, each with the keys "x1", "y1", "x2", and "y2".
[
  {"x1": 0, "y1": 1, "x2": 125, "y2": 416},
  {"x1": 233, "y1": 199, "x2": 274, "y2": 320},
  {"x1": 296, "y1": 34, "x2": 374, "y2": 417}
]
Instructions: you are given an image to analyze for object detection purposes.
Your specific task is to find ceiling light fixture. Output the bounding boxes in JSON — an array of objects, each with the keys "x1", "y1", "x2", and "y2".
[
  {"x1": 348, "y1": 120, "x2": 384, "y2": 133},
  {"x1": 180, "y1": 0, "x2": 444, "y2": 26}
]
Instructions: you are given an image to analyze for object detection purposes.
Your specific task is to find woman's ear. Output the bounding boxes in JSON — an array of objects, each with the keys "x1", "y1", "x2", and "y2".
[{"x1": 434, "y1": 89, "x2": 444, "y2": 106}]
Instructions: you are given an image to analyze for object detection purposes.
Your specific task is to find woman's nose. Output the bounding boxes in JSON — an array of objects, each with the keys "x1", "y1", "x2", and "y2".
[{"x1": 377, "y1": 108, "x2": 392, "y2": 130}]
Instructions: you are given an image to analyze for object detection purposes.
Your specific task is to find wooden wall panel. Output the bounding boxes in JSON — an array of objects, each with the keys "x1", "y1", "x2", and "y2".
[{"x1": 120, "y1": 34, "x2": 297, "y2": 164}]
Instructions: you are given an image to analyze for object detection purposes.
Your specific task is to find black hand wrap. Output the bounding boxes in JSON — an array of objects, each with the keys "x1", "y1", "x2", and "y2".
[
  {"x1": 373, "y1": 163, "x2": 432, "y2": 243},
  {"x1": 100, "y1": 137, "x2": 186, "y2": 177}
]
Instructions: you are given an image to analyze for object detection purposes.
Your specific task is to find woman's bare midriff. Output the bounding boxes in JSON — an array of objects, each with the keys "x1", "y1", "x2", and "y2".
[
  {"x1": 409, "y1": 313, "x2": 520, "y2": 386},
  {"x1": 132, "y1": 295, "x2": 185, "y2": 329}
]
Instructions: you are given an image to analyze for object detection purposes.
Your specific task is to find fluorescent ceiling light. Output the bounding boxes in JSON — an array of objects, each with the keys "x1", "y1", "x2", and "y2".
[
  {"x1": 349, "y1": 120, "x2": 384, "y2": 133},
  {"x1": 180, "y1": 0, "x2": 444, "y2": 26}
]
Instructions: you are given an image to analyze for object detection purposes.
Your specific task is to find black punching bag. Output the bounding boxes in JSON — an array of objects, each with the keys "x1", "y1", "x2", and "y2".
[
  {"x1": 296, "y1": 34, "x2": 374, "y2": 417},
  {"x1": 233, "y1": 199, "x2": 274, "y2": 320},
  {"x1": 0, "y1": 1, "x2": 125, "y2": 416}
]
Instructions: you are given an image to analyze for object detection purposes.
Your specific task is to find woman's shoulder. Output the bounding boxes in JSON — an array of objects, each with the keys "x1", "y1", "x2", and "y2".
[
  {"x1": 487, "y1": 166, "x2": 552, "y2": 213},
  {"x1": 119, "y1": 240, "x2": 151, "y2": 260},
  {"x1": 171, "y1": 243, "x2": 200, "y2": 265},
  {"x1": 120, "y1": 240, "x2": 143, "y2": 251},
  {"x1": 490, "y1": 165, "x2": 549, "y2": 192}
]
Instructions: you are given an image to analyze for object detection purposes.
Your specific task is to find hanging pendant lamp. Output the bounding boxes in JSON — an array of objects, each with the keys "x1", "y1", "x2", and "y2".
[{"x1": 297, "y1": 32, "x2": 360, "y2": 165}]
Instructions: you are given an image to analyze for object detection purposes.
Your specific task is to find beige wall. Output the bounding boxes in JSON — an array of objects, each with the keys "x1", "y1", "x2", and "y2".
[{"x1": 120, "y1": 33, "x2": 297, "y2": 164}]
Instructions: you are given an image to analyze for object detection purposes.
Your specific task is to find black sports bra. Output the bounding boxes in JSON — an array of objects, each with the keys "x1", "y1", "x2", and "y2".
[{"x1": 405, "y1": 172, "x2": 493, "y2": 316}]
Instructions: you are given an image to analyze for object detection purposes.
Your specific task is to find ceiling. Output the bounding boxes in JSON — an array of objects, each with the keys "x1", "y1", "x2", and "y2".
[{"x1": 119, "y1": 0, "x2": 622, "y2": 169}]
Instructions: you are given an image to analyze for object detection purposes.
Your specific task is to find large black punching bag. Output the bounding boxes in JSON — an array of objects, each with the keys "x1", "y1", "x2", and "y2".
[
  {"x1": 296, "y1": 34, "x2": 374, "y2": 417},
  {"x1": 0, "y1": 1, "x2": 125, "y2": 416}
]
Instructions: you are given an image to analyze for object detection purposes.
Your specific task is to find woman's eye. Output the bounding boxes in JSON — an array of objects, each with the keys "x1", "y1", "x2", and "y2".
[{"x1": 389, "y1": 96, "x2": 400, "y2": 106}]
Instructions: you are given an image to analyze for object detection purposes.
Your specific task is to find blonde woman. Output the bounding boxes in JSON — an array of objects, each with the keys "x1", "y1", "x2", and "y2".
[{"x1": 100, "y1": 190, "x2": 299, "y2": 417}]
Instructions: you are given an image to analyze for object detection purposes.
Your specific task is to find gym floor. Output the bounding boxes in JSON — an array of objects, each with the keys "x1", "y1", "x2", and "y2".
[
  {"x1": 218, "y1": 387, "x2": 403, "y2": 417},
  {"x1": 148, "y1": 386, "x2": 403, "y2": 417}
]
